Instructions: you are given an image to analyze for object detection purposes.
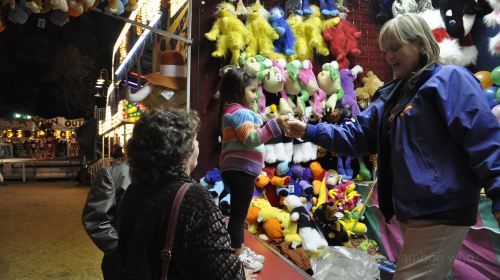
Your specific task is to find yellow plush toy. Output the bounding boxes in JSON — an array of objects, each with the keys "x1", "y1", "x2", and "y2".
[
  {"x1": 287, "y1": 14, "x2": 311, "y2": 61},
  {"x1": 355, "y1": 71, "x2": 384, "y2": 110},
  {"x1": 205, "y1": 2, "x2": 250, "y2": 65},
  {"x1": 245, "y1": 1, "x2": 280, "y2": 59},
  {"x1": 304, "y1": 5, "x2": 329, "y2": 58}
]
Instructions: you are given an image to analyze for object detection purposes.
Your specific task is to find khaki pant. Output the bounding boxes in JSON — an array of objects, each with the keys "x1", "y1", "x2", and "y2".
[{"x1": 394, "y1": 219, "x2": 469, "y2": 280}]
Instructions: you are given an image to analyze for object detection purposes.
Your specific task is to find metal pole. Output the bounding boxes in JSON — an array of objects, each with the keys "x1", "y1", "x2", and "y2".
[
  {"x1": 92, "y1": 8, "x2": 193, "y2": 44},
  {"x1": 186, "y1": 0, "x2": 193, "y2": 112}
]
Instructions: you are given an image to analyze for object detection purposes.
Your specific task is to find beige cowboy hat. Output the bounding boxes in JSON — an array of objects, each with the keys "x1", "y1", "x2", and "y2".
[{"x1": 145, "y1": 50, "x2": 187, "y2": 90}]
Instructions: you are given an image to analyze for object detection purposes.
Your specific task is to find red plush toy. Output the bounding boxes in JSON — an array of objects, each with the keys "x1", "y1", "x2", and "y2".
[{"x1": 322, "y1": 19, "x2": 362, "y2": 69}]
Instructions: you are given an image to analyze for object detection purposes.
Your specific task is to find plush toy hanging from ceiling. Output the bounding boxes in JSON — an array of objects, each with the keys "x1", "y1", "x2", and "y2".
[
  {"x1": 269, "y1": 6, "x2": 296, "y2": 57},
  {"x1": 287, "y1": 13, "x2": 310, "y2": 61},
  {"x1": 323, "y1": 19, "x2": 362, "y2": 69},
  {"x1": 205, "y1": 2, "x2": 250, "y2": 65},
  {"x1": 298, "y1": 0, "x2": 339, "y2": 18},
  {"x1": 304, "y1": 5, "x2": 330, "y2": 58},
  {"x1": 483, "y1": 0, "x2": 500, "y2": 56},
  {"x1": 245, "y1": 0, "x2": 280, "y2": 59},
  {"x1": 128, "y1": 50, "x2": 188, "y2": 110}
]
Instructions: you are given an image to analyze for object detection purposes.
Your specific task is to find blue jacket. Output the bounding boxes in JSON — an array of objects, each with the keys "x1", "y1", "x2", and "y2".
[{"x1": 304, "y1": 64, "x2": 500, "y2": 222}]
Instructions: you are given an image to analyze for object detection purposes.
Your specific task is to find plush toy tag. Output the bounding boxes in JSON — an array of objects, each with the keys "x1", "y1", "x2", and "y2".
[
  {"x1": 276, "y1": 74, "x2": 283, "y2": 82},
  {"x1": 291, "y1": 241, "x2": 298, "y2": 249},
  {"x1": 161, "y1": 90, "x2": 175, "y2": 100},
  {"x1": 288, "y1": 184, "x2": 294, "y2": 193}
]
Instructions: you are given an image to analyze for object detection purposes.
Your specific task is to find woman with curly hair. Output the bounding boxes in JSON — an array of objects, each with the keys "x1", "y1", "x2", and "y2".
[{"x1": 116, "y1": 109, "x2": 251, "y2": 279}]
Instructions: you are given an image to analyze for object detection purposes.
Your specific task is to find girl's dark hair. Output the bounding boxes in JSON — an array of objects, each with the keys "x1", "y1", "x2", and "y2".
[
  {"x1": 218, "y1": 67, "x2": 256, "y2": 107},
  {"x1": 127, "y1": 109, "x2": 199, "y2": 186}
]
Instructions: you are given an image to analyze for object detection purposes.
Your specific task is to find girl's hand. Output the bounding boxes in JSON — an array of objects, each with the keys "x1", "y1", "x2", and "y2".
[
  {"x1": 277, "y1": 115, "x2": 289, "y2": 134},
  {"x1": 286, "y1": 119, "x2": 307, "y2": 138}
]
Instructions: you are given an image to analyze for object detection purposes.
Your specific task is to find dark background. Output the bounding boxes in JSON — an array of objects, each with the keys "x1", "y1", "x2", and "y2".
[{"x1": 0, "y1": 11, "x2": 122, "y2": 119}]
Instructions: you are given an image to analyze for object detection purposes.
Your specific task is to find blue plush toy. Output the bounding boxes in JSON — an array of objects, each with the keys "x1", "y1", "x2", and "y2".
[
  {"x1": 299, "y1": 0, "x2": 339, "y2": 17},
  {"x1": 269, "y1": 6, "x2": 296, "y2": 56}
]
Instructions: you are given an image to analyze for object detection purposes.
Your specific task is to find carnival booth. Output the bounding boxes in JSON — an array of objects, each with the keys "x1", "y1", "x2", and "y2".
[
  {"x1": 191, "y1": 0, "x2": 500, "y2": 279},
  {"x1": 0, "y1": 116, "x2": 83, "y2": 181}
]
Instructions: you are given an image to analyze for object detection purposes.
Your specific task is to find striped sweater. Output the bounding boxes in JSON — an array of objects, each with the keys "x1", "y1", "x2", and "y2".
[{"x1": 219, "y1": 104, "x2": 282, "y2": 176}]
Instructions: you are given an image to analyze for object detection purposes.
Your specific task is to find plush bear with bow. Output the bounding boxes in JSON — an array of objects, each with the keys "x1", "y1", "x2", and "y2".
[{"x1": 285, "y1": 195, "x2": 328, "y2": 253}]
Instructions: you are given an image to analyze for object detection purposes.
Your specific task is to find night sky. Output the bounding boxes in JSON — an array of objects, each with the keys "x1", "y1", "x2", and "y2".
[{"x1": 0, "y1": 11, "x2": 123, "y2": 119}]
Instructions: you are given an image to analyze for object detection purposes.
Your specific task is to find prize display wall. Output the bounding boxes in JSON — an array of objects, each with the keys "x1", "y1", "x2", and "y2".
[{"x1": 186, "y1": 0, "x2": 500, "y2": 278}]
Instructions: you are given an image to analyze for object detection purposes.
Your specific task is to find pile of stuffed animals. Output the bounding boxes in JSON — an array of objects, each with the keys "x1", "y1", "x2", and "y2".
[
  {"x1": 200, "y1": 161, "x2": 381, "y2": 275},
  {"x1": 0, "y1": 0, "x2": 138, "y2": 31}
]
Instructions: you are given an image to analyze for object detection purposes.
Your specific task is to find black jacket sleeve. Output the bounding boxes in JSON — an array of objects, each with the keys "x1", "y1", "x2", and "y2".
[{"x1": 82, "y1": 165, "x2": 126, "y2": 254}]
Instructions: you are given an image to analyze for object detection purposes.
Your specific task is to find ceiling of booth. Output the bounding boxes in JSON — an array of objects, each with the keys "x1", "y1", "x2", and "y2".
[{"x1": 0, "y1": 12, "x2": 123, "y2": 119}]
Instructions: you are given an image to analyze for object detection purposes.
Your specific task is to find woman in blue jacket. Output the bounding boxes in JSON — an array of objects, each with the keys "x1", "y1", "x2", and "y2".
[{"x1": 286, "y1": 13, "x2": 500, "y2": 279}]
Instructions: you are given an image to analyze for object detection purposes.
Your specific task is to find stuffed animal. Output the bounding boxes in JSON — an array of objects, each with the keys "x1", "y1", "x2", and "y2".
[
  {"x1": 323, "y1": 19, "x2": 362, "y2": 69},
  {"x1": 303, "y1": 5, "x2": 330, "y2": 58},
  {"x1": 299, "y1": 0, "x2": 339, "y2": 17},
  {"x1": 355, "y1": 70, "x2": 384, "y2": 110},
  {"x1": 262, "y1": 59, "x2": 287, "y2": 94},
  {"x1": 317, "y1": 61, "x2": 344, "y2": 115},
  {"x1": 291, "y1": 164, "x2": 314, "y2": 197},
  {"x1": 313, "y1": 201, "x2": 349, "y2": 246},
  {"x1": 128, "y1": 51, "x2": 188, "y2": 110},
  {"x1": 339, "y1": 206, "x2": 368, "y2": 237},
  {"x1": 340, "y1": 65, "x2": 363, "y2": 118},
  {"x1": 484, "y1": 0, "x2": 500, "y2": 56},
  {"x1": 417, "y1": 8, "x2": 462, "y2": 65},
  {"x1": 245, "y1": 1, "x2": 280, "y2": 58},
  {"x1": 25, "y1": 0, "x2": 52, "y2": 13},
  {"x1": 205, "y1": 2, "x2": 250, "y2": 65},
  {"x1": 418, "y1": 0, "x2": 481, "y2": 66},
  {"x1": 285, "y1": 195, "x2": 328, "y2": 253},
  {"x1": 269, "y1": 6, "x2": 296, "y2": 57},
  {"x1": 298, "y1": 60, "x2": 326, "y2": 116},
  {"x1": 287, "y1": 13, "x2": 312, "y2": 61}
]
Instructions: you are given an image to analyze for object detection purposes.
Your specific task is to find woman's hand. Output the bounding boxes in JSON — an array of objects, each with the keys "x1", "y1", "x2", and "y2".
[{"x1": 286, "y1": 119, "x2": 307, "y2": 138}]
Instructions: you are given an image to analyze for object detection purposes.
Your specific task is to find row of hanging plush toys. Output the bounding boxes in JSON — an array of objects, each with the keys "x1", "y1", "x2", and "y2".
[
  {"x1": 0, "y1": 0, "x2": 137, "y2": 30},
  {"x1": 205, "y1": 0, "x2": 362, "y2": 69}
]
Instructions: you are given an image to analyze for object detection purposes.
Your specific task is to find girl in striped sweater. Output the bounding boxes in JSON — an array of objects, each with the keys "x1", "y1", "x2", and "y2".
[{"x1": 218, "y1": 68, "x2": 286, "y2": 272}]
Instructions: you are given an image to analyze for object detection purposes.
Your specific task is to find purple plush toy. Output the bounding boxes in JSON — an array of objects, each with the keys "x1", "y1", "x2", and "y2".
[{"x1": 340, "y1": 65, "x2": 363, "y2": 118}]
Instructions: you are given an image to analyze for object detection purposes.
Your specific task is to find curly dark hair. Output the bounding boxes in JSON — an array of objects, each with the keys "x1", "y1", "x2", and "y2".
[{"x1": 127, "y1": 109, "x2": 200, "y2": 186}]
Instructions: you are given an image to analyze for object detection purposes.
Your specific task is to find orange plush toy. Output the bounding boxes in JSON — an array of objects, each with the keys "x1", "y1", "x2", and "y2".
[{"x1": 322, "y1": 19, "x2": 362, "y2": 69}]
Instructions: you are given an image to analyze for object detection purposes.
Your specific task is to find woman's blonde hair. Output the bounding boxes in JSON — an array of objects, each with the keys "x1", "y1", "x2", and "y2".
[{"x1": 379, "y1": 13, "x2": 441, "y2": 78}]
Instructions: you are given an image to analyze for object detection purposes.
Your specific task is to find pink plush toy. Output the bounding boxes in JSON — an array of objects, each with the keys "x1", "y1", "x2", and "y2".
[
  {"x1": 323, "y1": 19, "x2": 362, "y2": 69},
  {"x1": 298, "y1": 60, "x2": 326, "y2": 116}
]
